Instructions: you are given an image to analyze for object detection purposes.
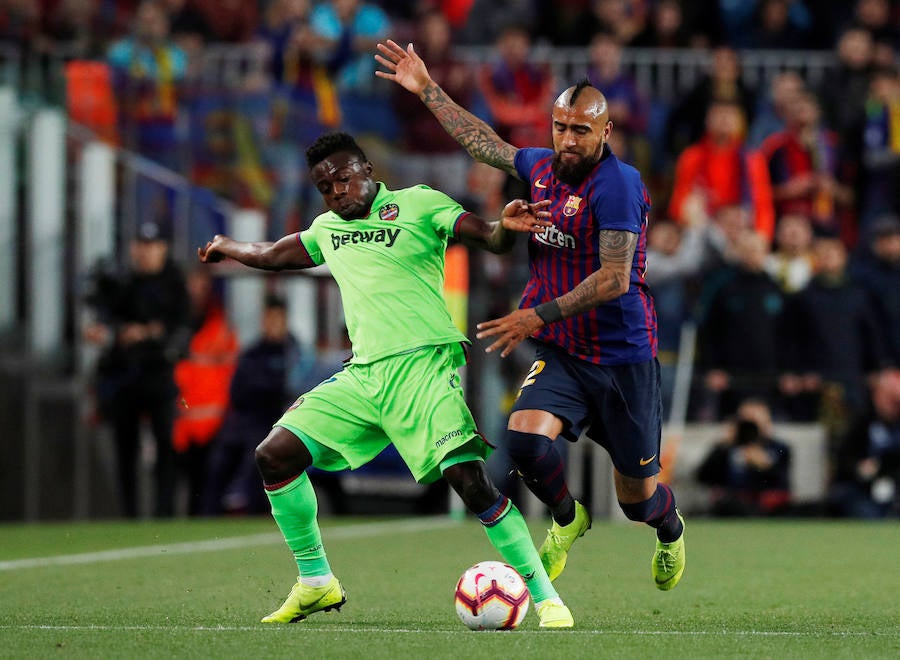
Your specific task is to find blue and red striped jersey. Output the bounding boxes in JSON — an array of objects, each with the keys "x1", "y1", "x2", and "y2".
[{"x1": 514, "y1": 146, "x2": 657, "y2": 365}]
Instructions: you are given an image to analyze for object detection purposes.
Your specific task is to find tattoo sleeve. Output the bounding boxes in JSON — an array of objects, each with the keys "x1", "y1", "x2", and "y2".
[
  {"x1": 421, "y1": 82, "x2": 517, "y2": 173},
  {"x1": 555, "y1": 230, "x2": 638, "y2": 318}
]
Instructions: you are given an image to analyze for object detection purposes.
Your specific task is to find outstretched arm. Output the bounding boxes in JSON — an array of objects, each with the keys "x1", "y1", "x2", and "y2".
[
  {"x1": 198, "y1": 233, "x2": 316, "y2": 271},
  {"x1": 475, "y1": 229, "x2": 639, "y2": 357},
  {"x1": 456, "y1": 199, "x2": 552, "y2": 254},
  {"x1": 375, "y1": 40, "x2": 519, "y2": 176}
]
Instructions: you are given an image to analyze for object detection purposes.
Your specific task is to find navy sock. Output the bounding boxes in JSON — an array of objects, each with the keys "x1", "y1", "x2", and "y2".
[
  {"x1": 505, "y1": 430, "x2": 572, "y2": 521},
  {"x1": 552, "y1": 496, "x2": 576, "y2": 526},
  {"x1": 619, "y1": 483, "x2": 683, "y2": 543}
]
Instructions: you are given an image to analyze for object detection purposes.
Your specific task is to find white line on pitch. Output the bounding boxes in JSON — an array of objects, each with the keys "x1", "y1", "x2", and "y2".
[
  {"x1": 0, "y1": 517, "x2": 461, "y2": 572},
  {"x1": 0, "y1": 625, "x2": 891, "y2": 637}
]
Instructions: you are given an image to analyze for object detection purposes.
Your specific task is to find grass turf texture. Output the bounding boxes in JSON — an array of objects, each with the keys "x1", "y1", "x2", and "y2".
[{"x1": 1, "y1": 517, "x2": 897, "y2": 659}]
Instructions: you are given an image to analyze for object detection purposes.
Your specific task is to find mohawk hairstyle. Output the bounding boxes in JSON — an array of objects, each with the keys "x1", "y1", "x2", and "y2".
[
  {"x1": 567, "y1": 78, "x2": 595, "y2": 106},
  {"x1": 306, "y1": 132, "x2": 368, "y2": 169}
]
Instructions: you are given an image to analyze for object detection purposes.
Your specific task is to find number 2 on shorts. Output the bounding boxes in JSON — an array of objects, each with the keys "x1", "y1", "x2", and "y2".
[{"x1": 516, "y1": 360, "x2": 546, "y2": 398}]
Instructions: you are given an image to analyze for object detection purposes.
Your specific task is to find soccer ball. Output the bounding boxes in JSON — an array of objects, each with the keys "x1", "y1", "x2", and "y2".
[{"x1": 454, "y1": 561, "x2": 530, "y2": 630}]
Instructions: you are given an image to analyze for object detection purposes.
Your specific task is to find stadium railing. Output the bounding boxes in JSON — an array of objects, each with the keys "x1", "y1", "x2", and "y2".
[
  {"x1": 0, "y1": 39, "x2": 838, "y2": 106},
  {"x1": 191, "y1": 42, "x2": 837, "y2": 102}
]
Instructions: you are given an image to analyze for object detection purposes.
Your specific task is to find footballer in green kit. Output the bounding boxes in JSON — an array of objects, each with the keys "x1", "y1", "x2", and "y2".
[{"x1": 199, "y1": 132, "x2": 574, "y2": 628}]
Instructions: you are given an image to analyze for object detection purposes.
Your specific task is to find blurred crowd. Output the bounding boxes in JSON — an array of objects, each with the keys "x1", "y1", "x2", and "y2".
[{"x1": 4, "y1": 0, "x2": 900, "y2": 518}]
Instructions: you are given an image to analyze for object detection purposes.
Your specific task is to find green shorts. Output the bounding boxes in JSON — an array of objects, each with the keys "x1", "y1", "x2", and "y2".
[{"x1": 275, "y1": 343, "x2": 491, "y2": 483}]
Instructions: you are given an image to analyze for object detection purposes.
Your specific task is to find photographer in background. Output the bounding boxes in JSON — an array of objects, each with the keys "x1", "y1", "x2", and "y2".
[
  {"x1": 696, "y1": 398, "x2": 793, "y2": 516},
  {"x1": 827, "y1": 369, "x2": 900, "y2": 518},
  {"x1": 84, "y1": 221, "x2": 191, "y2": 518}
]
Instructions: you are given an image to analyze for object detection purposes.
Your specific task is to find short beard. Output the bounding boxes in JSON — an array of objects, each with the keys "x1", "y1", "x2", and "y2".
[{"x1": 551, "y1": 147, "x2": 603, "y2": 186}]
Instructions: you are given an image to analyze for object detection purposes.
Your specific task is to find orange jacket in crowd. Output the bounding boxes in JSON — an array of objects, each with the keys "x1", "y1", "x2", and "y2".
[
  {"x1": 668, "y1": 137, "x2": 775, "y2": 241},
  {"x1": 173, "y1": 305, "x2": 239, "y2": 452}
]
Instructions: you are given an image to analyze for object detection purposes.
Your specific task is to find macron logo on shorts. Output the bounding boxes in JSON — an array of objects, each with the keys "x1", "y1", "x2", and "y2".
[{"x1": 435, "y1": 429, "x2": 464, "y2": 448}]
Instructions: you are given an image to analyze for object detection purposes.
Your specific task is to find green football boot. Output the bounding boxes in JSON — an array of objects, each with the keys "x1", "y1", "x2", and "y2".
[
  {"x1": 261, "y1": 576, "x2": 346, "y2": 623},
  {"x1": 652, "y1": 510, "x2": 685, "y2": 591},
  {"x1": 536, "y1": 600, "x2": 575, "y2": 628},
  {"x1": 539, "y1": 500, "x2": 592, "y2": 582}
]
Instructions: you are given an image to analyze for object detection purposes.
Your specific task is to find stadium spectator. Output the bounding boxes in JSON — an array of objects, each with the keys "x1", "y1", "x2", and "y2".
[
  {"x1": 203, "y1": 294, "x2": 310, "y2": 516},
  {"x1": 696, "y1": 230, "x2": 786, "y2": 419},
  {"x1": 310, "y1": 0, "x2": 393, "y2": 138},
  {"x1": 189, "y1": 0, "x2": 258, "y2": 43},
  {"x1": 705, "y1": 204, "x2": 757, "y2": 269},
  {"x1": 0, "y1": 0, "x2": 41, "y2": 50},
  {"x1": 748, "y1": 70, "x2": 805, "y2": 148},
  {"x1": 852, "y1": 65, "x2": 900, "y2": 235},
  {"x1": 665, "y1": 47, "x2": 757, "y2": 166},
  {"x1": 257, "y1": 0, "x2": 326, "y2": 95},
  {"x1": 84, "y1": 220, "x2": 191, "y2": 518},
  {"x1": 760, "y1": 90, "x2": 855, "y2": 241},
  {"x1": 586, "y1": 30, "x2": 651, "y2": 175},
  {"x1": 827, "y1": 368, "x2": 900, "y2": 518},
  {"x1": 456, "y1": 0, "x2": 538, "y2": 46},
  {"x1": 256, "y1": 0, "x2": 337, "y2": 236},
  {"x1": 676, "y1": 0, "x2": 724, "y2": 48},
  {"x1": 870, "y1": 37, "x2": 896, "y2": 70},
  {"x1": 816, "y1": 26, "x2": 873, "y2": 137},
  {"x1": 38, "y1": 0, "x2": 107, "y2": 60},
  {"x1": 199, "y1": 131, "x2": 575, "y2": 627},
  {"x1": 479, "y1": 24, "x2": 554, "y2": 151},
  {"x1": 716, "y1": 0, "x2": 764, "y2": 48},
  {"x1": 668, "y1": 98, "x2": 775, "y2": 242},
  {"x1": 107, "y1": 0, "x2": 187, "y2": 168},
  {"x1": 159, "y1": 0, "x2": 214, "y2": 61},
  {"x1": 853, "y1": 0, "x2": 898, "y2": 50},
  {"x1": 535, "y1": 0, "x2": 594, "y2": 47},
  {"x1": 851, "y1": 214, "x2": 900, "y2": 366},
  {"x1": 780, "y1": 237, "x2": 889, "y2": 421},
  {"x1": 172, "y1": 267, "x2": 238, "y2": 516},
  {"x1": 389, "y1": 8, "x2": 473, "y2": 200},
  {"x1": 764, "y1": 213, "x2": 815, "y2": 293},
  {"x1": 645, "y1": 195, "x2": 712, "y2": 412},
  {"x1": 379, "y1": 41, "x2": 688, "y2": 596},
  {"x1": 696, "y1": 398, "x2": 793, "y2": 516},
  {"x1": 744, "y1": 0, "x2": 812, "y2": 50},
  {"x1": 478, "y1": 22, "x2": 554, "y2": 202},
  {"x1": 584, "y1": 0, "x2": 647, "y2": 46},
  {"x1": 630, "y1": 0, "x2": 693, "y2": 49}
]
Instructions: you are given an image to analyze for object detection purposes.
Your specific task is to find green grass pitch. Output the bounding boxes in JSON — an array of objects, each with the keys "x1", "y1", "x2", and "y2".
[{"x1": 1, "y1": 516, "x2": 898, "y2": 659}]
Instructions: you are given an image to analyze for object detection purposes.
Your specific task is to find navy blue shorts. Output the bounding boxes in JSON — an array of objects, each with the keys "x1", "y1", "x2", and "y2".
[{"x1": 511, "y1": 342, "x2": 662, "y2": 478}]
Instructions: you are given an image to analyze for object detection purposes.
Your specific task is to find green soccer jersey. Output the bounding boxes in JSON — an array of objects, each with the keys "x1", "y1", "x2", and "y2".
[{"x1": 299, "y1": 183, "x2": 469, "y2": 364}]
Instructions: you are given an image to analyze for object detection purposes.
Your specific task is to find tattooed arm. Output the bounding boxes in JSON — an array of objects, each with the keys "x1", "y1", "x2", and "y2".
[
  {"x1": 375, "y1": 40, "x2": 519, "y2": 175},
  {"x1": 555, "y1": 230, "x2": 637, "y2": 316},
  {"x1": 475, "y1": 230, "x2": 638, "y2": 357}
]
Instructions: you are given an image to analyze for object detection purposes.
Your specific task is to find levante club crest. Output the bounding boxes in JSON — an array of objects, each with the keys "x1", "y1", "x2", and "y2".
[
  {"x1": 379, "y1": 203, "x2": 399, "y2": 221},
  {"x1": 563, "y1": 195, "x2": 582, "y2": 216}
]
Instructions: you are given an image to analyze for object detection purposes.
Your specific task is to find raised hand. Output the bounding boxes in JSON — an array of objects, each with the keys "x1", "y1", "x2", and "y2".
[
  {"x1": 501, "y1": 199, "x2": 553, "y2": 234},
  {"x1": 374, "y1": 40, "x2": 432, "y2": 96}
]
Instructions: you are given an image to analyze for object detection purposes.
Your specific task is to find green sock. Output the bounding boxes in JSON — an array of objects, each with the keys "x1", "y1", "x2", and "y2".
[
  {"x1": 265, "y1": 472, "x2": 331, "y2": 578},
  {"x1": 479, "y1": 496, "x2": 558, "y2": 603}
]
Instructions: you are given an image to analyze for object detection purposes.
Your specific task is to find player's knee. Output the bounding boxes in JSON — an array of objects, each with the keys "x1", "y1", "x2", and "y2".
[
  {"x1": 254, "y1": 442, "x2": 276, "y2": 477},
  {"x1": 505, "y1": 430, "x2": 551, "y2": 464},
  {"x1": 254, "y1": 427, "x2": 312, "y2": 483}
]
